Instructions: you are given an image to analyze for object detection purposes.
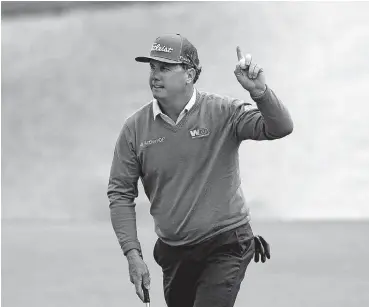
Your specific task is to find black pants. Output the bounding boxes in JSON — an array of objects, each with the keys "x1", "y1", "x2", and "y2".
[{"x1": 153, "y1": 223, "x2": 255, "y2": 307}]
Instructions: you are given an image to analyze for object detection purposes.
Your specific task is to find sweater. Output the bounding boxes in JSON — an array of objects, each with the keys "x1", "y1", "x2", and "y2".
[{"x1": 107, "y1": 85, "x2": 293, "y2": 255}]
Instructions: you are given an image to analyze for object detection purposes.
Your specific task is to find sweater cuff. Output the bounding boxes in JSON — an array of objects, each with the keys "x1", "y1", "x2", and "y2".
[
  {"x1": 250, "y1": 84, "x2": 269, "y2": 101},
  {"x1": 121, "y1": 241, "x2": 142, "y2": 256}
]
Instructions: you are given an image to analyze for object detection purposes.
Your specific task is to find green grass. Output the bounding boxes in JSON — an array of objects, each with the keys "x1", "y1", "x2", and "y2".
[{"x1": 2, "y1": 220, "x2": 369, "y2": 307}]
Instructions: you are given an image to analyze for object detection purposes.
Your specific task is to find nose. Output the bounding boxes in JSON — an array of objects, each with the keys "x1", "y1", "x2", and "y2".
[{"x1": 150, "y1": 67, "x2": 160, "y2": 82}]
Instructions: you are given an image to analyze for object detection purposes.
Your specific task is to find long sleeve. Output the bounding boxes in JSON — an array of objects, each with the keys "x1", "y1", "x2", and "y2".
[
  {"x1": 230, "y1": 85, "x2": 294, "y2": 141},
  {"x1": 107, "y1": 123, "x2": 142, "y2": 255}
]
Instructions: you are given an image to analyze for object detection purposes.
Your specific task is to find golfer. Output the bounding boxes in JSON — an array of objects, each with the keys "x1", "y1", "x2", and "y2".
[{"x1": 107, "y1": 33, "x2": 293, "y2": 307}]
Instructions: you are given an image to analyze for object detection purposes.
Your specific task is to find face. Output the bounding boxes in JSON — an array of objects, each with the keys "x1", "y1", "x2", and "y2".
[{"x1": 149, "y1": 60, "x2": 188, "y2": 100}]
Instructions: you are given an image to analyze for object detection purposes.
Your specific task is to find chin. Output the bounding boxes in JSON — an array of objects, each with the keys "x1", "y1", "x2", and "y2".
[
  {"x1": 151, "y1": 88, "x2": 167, "y2": 99},
  {"x1": 152, "y1": 91, "x2": 161, "y2": 99}
]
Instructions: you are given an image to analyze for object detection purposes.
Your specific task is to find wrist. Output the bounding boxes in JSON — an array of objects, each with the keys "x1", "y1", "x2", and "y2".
[
  {"x1": 126, "y1": 248, "x2": 141, "y2": 260},
  {"x1": 250, "y1": 85, "x2": 267, "y2": 98}
]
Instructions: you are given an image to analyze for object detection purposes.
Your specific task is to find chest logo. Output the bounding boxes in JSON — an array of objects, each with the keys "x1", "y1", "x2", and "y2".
[
  {"x1": 189, "y1": 128, "x2": 210, "y2": 139},
  {"x1": 140, "y1": 137, "x2": 165, "y2": 148}
]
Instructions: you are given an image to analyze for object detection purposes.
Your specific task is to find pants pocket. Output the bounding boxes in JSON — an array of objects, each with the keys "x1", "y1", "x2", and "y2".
[{"x1": 235, "y1": 223, "x2": 254, "y2": 256}]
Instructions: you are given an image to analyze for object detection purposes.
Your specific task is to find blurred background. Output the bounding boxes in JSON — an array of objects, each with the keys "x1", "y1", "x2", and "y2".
[{"x1": 2, "y1": 1, "x2": 369, "y2": 307}]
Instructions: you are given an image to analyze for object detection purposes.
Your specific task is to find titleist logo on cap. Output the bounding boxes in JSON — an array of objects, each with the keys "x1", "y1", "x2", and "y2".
[{"x1": 151, "y1": 43, "x2": 174, "y2": 53}]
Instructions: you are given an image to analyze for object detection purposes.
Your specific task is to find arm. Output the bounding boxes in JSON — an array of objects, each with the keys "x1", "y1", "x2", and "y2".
[
  {"x1": 232, "y1": 46, "x2": 293, "y2": 141},
  {"x1": 107, "y1": 123, "x2": 142, "y2": 256},
  {"x1": 108, "y1": 123, "x2": 151, "y2": 301},
  {"x1": 231, "y1": 85, "x2": 293, "y2": 141}
]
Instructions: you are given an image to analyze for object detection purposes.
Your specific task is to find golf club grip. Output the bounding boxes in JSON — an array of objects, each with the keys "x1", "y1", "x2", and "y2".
[{"x1": 142, "y1": 282, "x2": 150, "y2": 303}]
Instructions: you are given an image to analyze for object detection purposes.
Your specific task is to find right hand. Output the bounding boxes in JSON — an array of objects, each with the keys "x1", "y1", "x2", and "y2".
[{"x1": 126, "y1": 249, "x2": 151, "y2": 302}]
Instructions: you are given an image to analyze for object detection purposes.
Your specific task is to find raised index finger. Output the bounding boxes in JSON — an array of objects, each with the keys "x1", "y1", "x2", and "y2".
[{"x1": 236, "y1": 46, "x2": 244, "y2": 61}]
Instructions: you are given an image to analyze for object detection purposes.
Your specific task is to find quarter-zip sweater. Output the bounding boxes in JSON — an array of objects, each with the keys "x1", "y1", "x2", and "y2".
[{"x1": 108, "y1": 85, "x2": 293, "y2": 255}]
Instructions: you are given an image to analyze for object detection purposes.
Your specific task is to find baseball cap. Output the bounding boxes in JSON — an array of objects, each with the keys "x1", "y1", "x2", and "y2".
[{"x1": 135, "y1": 33, "x2": 200, "y2": 69}]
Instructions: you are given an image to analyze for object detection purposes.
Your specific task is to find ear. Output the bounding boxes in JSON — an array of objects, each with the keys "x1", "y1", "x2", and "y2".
[{"x1": 186, "y1": 67, "x2": 196, "y2": 84}]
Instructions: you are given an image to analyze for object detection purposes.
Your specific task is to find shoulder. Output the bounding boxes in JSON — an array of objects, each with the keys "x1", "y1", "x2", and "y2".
[
  {"x1": 123, "y1": 100, "x2": 153, "y2": 132},
  {"x1": 114, "y1": 100, "x2": 153, "y2": 146},
  {"x1": 197, "y1": 90, "x2": 250, "y2": 113},
  {"x1": 198, "y1": 90, "x2": 234, "y2": 104}
]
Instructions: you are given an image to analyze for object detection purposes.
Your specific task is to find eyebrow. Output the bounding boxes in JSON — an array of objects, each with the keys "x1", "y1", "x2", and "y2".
[{"x1": 150, "y1": 62, "x2": 175, "y2": 70}]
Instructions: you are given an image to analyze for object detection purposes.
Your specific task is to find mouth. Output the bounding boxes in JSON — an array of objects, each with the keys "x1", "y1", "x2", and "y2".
[{"x1": 152, "y1": 84, "x2": 164, "y2": 89}]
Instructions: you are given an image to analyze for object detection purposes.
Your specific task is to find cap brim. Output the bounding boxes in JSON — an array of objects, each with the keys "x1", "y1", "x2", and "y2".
[{"x1": 135, "y1": 56, "x2": 182, "y2": 64}]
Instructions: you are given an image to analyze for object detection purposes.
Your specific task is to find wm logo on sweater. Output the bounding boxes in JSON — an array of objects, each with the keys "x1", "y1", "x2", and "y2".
[{"x1": 189, "y1": 128, "x2": 210, "y2": 139}]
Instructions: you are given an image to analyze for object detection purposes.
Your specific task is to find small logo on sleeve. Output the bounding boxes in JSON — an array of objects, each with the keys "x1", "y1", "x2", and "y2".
[
  {"x1": 189, "y1": 128, "x2": 210, "y2": 139},
  {"x1": 140, "y1": 137, "x2": 165, "y2": 148}
]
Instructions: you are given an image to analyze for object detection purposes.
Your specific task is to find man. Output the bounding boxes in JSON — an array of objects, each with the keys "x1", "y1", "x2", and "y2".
[{"x1": 108, "y1": 33, "x2": 293, "y2": 307}]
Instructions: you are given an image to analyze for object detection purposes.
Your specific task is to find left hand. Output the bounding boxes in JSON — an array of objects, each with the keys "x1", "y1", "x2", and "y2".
[
  {"x1": 253, "y1": 235, "x2": 271, "y2": 263},
  {"x1": 234, "y1": 46, "x2": 266, "y2": 96}
]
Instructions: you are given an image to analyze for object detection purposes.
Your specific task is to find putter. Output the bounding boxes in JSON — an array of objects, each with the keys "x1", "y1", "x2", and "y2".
[{"x1": 142, "y1": 281, "x2": 150, "y2": 307}]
